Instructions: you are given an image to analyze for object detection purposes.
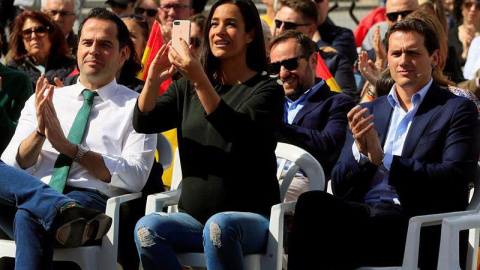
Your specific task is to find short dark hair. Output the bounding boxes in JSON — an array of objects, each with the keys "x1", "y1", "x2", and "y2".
[
  {"x1": 269, "y1": 30, "x2": 318, "y2": 57},
  {"x1": 10, "y1": 10, "x2": 70, "y2": 61},
  {"x1": 383, "y1": 17, "x2": 439, "y2": 56},
  {"x1": 277, "y1": 0, "x2": 318, "y2": 25},
  {"x1": 200, "y1": 0, "x2": 268, "y2": 80},
  {"x1": 78, "y1": 7, "x2": 131, "y2": 50}
]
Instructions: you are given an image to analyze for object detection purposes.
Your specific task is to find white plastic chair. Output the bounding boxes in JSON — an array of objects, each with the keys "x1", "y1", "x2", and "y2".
[
  {"x1": 144, "y1": 142, "x2": 325, "y2": 270},
  {"x1": 156, "y1": 133, "x2": 173, "y2": 170},
  {"x1": 356, "y1": 161, "x2": 480, "y2": 270},
  {"x1": 0, "y1": 192, "x2": 142, "y2": 270}
]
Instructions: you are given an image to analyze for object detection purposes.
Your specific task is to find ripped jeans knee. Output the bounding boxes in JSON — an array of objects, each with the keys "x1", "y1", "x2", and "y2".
[{"x1": 136, "y1": 226, "x2": 157, "y2": 247}]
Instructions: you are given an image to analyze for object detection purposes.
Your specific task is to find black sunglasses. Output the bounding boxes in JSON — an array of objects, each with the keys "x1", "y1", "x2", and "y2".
[
  {"x1": 274, "y1": 19, "x2": 311, "y2": 30},
  {"x1": 134, "y1": 7, "x2": 158, "y2": 17},
  {"x1": 268, "y1": 55, "x2": 309, "y2": 74},
  {"x1": 463, "y1": 1, "x2": 480, "y2": 9},
  {"x1": 106, "y1": 1, "x2": 127, "y2": 9},
  {"x1": 20, "y1": 26, "x2": 50, "y2": 39},
  {"x1": 119, "y1": 13, "x2": 147, "y2": 22},
  {"x1": 386, "y1": 10, "x2": 413, "y2": 21}
]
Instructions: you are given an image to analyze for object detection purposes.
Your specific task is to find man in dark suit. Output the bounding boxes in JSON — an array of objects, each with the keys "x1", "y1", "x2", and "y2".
[
  {"x1": 269, "y1": 30, "x2": 355, "y2": 201},
  {"x1": 288, "y1": 17, "x2": 480, "y2": 269},
  {"x1": 312, "y1": 0, "x2": 357, "y2": 66}
]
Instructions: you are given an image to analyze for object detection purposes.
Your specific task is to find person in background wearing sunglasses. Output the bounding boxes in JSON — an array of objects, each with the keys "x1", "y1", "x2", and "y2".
[
  {"x1": 448, "y1": 0, "x2": 480, "y2": 67},
  {"x1": 106, "y1": 0, "x2": 136, "y2": 15},
  {"x1": 357, "y1": 0, "x2": 419, "y2": 100},
  {"x1": 270, "y1": 30, "x2": 355, "y2": 202},
  {"x1": 134, "y1": 0, "x2": 160, "y2": 34},
  {"x1": 7, "y1": 10, "x2": 75, "y2": 89},
  {"x1": 274, "y1": 0, "x2": 358, "y2": 100},
  {"x1": 158, "y1": 0, "x2": 194, "y2": 43},
  {"x1": 42, "y1": 0, "x2": 80, "y2": 57},
  {"x1": 311, "y1": 0, "x2": 357, "y2": 66}
]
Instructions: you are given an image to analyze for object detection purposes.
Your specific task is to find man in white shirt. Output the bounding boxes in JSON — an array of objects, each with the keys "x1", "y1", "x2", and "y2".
[{"x1": 0, "y1": 8, "x2": 157, "y2": 269}]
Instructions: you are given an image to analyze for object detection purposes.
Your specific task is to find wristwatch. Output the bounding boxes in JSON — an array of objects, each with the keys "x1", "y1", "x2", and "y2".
[{"x1": 73, "y1": 144, "x2": 89, "y2": 163}]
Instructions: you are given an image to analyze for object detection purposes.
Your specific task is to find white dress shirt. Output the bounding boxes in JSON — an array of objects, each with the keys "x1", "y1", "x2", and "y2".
[
  {"x1": 1, "y1": 79, "x2": 157, "y2": 197},
  {"x1": 463, "y1": 36, "x2": 480, "y2": 80}
]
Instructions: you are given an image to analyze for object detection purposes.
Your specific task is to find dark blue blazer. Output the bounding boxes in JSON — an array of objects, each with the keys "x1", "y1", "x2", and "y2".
[
  {"x1": 277, "y1": 79, "x2": 356, "y2": 179},
  {"x1": 317, "y1": 17, "x2": 357, "y2": 66},
  {"x1": 331, "y1": 82, "x2": 480, "y2": 218}
]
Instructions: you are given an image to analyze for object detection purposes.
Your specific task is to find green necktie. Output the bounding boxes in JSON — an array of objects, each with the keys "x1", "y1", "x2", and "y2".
[{"x1": 49, "y1": 90, "x2": 97, "y2": 193}]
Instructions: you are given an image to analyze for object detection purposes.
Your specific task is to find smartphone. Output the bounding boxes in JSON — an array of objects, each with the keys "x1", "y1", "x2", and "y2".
[{"x1": 172, "y1": 20, "x2": 191, "y2": 55}]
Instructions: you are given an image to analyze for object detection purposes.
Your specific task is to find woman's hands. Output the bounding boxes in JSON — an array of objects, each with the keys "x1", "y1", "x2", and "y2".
[
  {"x1": 168, "y1": 38, "x2": 207, "y2": 85},
  {"x1": 146, "y1": 42, "x2": 177, "y2": 85}
]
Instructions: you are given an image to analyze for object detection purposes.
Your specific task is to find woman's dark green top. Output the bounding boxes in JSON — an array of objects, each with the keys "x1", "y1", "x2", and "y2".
[{"x1": 133, "y1": 73, "x2": 284, "y2": 224}]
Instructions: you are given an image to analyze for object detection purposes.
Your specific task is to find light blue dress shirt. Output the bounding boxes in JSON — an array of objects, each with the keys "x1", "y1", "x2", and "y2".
[
  {"x1": 352, "y1": 79, "x2": 433, "y2": 205},
  {"x1": 284, "y1": 80, "x2": 324, "y2": 124}
]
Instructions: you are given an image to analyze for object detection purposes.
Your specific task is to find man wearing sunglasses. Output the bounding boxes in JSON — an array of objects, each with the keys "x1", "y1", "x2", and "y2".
[
  {"x1": 270, "y1": 30, "x2": 355, "y2": 201},
  {"x1": 362, "y1": 0, "x2": 419, "y2": 51},
  {"x1": 274, "y1": 0, "x2": 357, "y2": 99},
  {"x1": 42, "y1": 0, "x2": 79, "y2": 57}
]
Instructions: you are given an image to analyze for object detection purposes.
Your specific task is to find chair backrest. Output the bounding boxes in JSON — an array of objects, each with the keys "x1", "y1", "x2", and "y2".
[
  {"x1": 168, "y1": 142, "x2": 326, "y2": 196},
  {"x1": 156, "y1": 133, "x2": 173, "y2": 170}
]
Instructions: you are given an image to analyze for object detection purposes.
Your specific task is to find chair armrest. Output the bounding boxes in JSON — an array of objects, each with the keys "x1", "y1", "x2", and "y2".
[
  {"x1": 265, "y1": 201, "x2": 297, "y2": 269},
  {"x1": 438, "y1": 213, "x2": 480, "y2": 270},
  {"x1": 401, "y1": 210, "x2": 477, "y2": 269},
  {"x1": 145, "y1": 189, "x2": 182, "y2": 215},
  {"x1": 102, "y1": 192, "x2": 143, "y2": 269}
]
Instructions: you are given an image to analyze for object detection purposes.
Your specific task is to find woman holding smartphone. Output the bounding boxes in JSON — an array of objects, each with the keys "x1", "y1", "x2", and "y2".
[{"x1": 132, "y1": 0, "x2": 284, "y2": 269}]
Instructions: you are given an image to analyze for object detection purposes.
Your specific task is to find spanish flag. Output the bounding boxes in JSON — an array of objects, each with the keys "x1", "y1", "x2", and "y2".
[
  {"x1": 316, "y1": 52, "x2": 342, "y2": 93},
  {"x1": 137, "y1": 20, "x2": 177, "y2": 187},
  {"x1": 137, "y1": 20, "x2": 172, "y2": 95}
]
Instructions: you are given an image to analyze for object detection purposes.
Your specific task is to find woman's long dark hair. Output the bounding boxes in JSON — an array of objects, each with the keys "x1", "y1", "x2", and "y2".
[{"x1": 199, "y1": 0, "x2": 268, "y2": 83}]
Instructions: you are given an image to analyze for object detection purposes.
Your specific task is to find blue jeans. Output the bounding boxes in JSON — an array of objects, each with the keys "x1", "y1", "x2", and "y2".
[
  {"x1": 135, "y1": 211, "x2": 270, "y2": 270},
  {"x1": 0, "y1": 160, "x2": 107, "y2": 270}
]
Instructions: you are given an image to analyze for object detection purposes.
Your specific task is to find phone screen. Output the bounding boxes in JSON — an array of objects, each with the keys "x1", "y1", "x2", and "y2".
[{"x1": 172, "y1": 20, "x2": 191, "y2": 54}]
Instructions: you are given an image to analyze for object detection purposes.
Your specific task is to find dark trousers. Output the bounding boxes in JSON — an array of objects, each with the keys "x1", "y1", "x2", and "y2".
[{"x1": 287, "y1": 190, "x2": 409, "y2": 270}]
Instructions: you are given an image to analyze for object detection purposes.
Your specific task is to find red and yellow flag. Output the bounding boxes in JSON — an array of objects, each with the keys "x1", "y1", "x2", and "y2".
[
  {"x1": 316, "y1": 52, "x2": 342, "y2": 93},
  {"x1": 137, "y1": 21, "x2": 172, "y2": 95}
]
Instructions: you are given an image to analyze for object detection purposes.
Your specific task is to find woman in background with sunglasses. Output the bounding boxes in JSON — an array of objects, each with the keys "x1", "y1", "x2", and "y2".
[
  {"x1": 134, "y1": 0, "x2": 160, "y2": 34},
  {"x1": 7, "y1": 10, "x2": 75, "y2": 89},
  {"x1": 133, "y1": 0, "x2": 284, "y2": 268},
  {"x1": 448, "y1": 0, "x2": 480, "y2": 66}
]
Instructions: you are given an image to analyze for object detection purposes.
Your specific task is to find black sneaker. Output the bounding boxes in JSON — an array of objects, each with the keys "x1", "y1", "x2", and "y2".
[{"x1": 52, "y1": 207, "x2": 112, "y2": 248}]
